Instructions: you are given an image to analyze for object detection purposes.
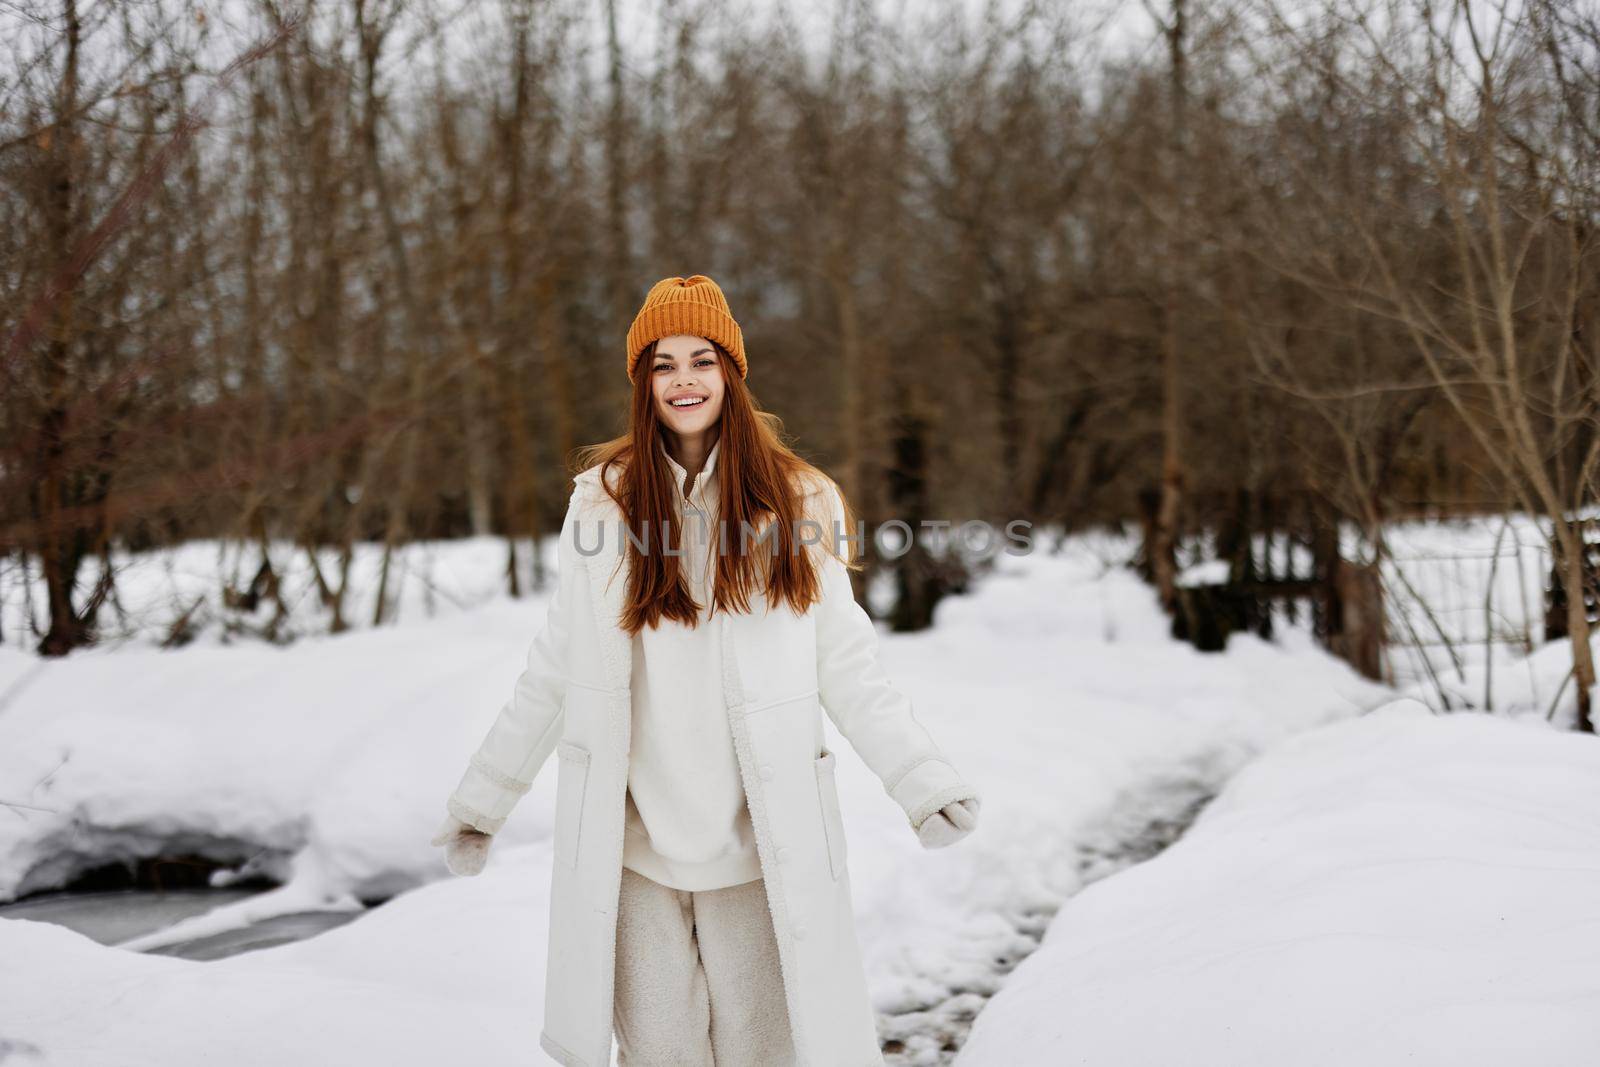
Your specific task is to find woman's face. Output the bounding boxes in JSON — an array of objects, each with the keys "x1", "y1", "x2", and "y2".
[{"x1": 649, "y1": 334, "x2": 727, "y2": 438}]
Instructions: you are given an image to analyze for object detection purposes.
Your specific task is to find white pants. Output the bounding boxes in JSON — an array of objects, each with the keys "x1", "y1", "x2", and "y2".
[{"x1": 613, "y1": 865, "x2": 796, "y2": 1066}]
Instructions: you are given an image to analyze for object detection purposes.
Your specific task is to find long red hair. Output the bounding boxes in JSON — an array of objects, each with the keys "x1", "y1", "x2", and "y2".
[{"x1": 572, "y1": 339, "x2": 861, "y2": 635}]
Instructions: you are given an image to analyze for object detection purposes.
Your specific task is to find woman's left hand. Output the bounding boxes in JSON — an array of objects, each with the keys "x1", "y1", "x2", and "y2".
[{"x1": 915, "y1": 797, "x2": 980, "y2": 849}]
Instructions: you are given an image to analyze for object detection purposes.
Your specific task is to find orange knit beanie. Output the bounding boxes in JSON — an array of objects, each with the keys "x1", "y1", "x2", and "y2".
[{"x1": 626, "y1": 274, "x2": 748, "y2": 382}]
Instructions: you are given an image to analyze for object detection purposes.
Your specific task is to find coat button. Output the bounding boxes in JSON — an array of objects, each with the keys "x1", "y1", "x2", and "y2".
[
  {"x1": 759, "y1": 764, "x2": 775, "y2": 781},
  {"x1": 793, "y1": 923, "x2": 808, "y2": 940}
]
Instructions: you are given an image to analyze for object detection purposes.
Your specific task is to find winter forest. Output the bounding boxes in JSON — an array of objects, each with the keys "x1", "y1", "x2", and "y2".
[{"x1": 3, "y1": 0, "x2": 1599, "y2": 1064}]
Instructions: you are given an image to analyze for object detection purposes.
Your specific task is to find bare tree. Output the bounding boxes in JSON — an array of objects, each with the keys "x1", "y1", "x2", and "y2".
[{"x1": 1249, "y1": 0, "x2": 1600, "y2": 728}]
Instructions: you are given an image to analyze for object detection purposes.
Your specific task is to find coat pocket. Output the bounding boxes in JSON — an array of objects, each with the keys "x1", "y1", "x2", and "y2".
[
  {"x1": 814, "y1": 748, "x2": 847, "y2": 881},
  {"x1": 554, "y1": 741, "x2": 591, "y2": 870}
]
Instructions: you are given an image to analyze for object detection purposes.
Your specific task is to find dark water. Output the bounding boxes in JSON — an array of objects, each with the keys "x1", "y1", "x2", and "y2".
[{"x1": 0, "y1": 887, "x2": 365, "y2": 961}]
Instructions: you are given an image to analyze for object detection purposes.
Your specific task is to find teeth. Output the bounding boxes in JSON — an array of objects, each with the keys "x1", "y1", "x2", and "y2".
[{"x1": 671, "y1": 397, "x2": 705, "y2": 407}]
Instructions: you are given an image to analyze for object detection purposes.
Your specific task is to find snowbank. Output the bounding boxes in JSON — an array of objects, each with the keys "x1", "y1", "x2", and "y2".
[
  {"x1": 958, "y1": 699, "x2": 1600, "y2": 1066},
  {"x1": 0, "y1": 843, "x2": 555, "y2": 1065}
]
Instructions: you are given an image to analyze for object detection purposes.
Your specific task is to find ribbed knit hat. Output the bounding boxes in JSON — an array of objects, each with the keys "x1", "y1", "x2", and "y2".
[{"x1": 626, "y1": 274, "x2": 748, "y2": 382}]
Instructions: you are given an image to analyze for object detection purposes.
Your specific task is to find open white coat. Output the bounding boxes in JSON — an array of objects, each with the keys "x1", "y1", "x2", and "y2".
[{"x1": 445, "y1": 464, "x2": 980, "y2": 1067}]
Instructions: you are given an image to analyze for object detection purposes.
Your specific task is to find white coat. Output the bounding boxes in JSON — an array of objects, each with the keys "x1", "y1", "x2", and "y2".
[{"x1": 445, "y1": 462, "x2": 981, "y2": 1067}]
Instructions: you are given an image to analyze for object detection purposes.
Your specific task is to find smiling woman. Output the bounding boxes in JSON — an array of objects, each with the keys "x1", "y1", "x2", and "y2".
[
  {"x1": 431, "y1": 273, "x2": 981, "y2": 1067},
  {"x1": 650, "y1": 337, "x2": 725, "y2": 437}
]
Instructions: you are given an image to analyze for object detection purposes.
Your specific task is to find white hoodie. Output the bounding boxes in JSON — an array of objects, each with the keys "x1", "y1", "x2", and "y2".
[{"x1": 620, "y1": 438, "x2": 763, "y2": 890}]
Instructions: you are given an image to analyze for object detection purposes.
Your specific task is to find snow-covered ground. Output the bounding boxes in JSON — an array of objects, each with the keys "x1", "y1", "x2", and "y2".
[
  {"x1": 1175, "y1": 511, "x2": 1564, "y2": 713},
  {"x1": 1, "y1": 526, "x2": 1585, "y2": 1065},
  {"x1": 0, "y1": 534, "x2": 548, "y2": 651},
  {"x1": 959, "y1": 698, "x2": 1600, "y2": 1066},
  {"x1": 1379, "y1": 514, "x2": 1560, "y2": 710},
  {"x1": 0, "y1": 511, "x2": 1573, "y2": 719}
]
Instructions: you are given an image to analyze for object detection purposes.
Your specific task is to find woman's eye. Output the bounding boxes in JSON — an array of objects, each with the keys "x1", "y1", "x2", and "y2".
[{"x1": 695, "y1": 359, "x2": 713, "y2": 368}]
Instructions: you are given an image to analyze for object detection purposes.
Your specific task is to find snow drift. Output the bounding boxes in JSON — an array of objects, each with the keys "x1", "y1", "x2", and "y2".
[{"x1": 958, "y1": 699, "x2": 1600, "y2": 1066}]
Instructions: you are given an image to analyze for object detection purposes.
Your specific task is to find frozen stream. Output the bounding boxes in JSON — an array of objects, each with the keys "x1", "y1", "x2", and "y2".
[
  {"x1": 0, "y1": 886, "x2": 366, "y2": 960},
  {"x1": 0, "y1": 763, "x2": 1213, "y2": 1063},
  {"x1": 879, "y1": 768, "x2": 1217, "y2": 1065}
]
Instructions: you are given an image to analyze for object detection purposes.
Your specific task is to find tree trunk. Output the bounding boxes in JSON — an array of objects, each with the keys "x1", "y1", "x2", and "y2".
[
  {"x1": 1553, "y1": 516, "x2": 1597, "y2": 732},
  {"x1": 1149, "y1": 0, "x2": 1190, "y2": 612}
]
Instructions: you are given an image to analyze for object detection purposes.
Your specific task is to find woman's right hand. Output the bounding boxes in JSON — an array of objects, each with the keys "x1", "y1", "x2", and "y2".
[{"x1": 430, "y1": 813, "x2": 495, "y2": 876}]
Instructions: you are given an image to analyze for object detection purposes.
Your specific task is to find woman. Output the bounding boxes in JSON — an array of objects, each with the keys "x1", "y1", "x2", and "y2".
[{"x1": 431, "y1": 274, "x2": 981, "y2": 1067}]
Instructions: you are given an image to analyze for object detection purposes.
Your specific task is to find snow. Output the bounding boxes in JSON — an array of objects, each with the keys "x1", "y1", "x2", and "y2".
[
  {"x1": 1378, "y1": 514, "x2": 1560, "y2": 712},
  {"x1": 958, "y1": 698, "x2": 1600, "y2": 1067},
  {"x1": 0, "y1": 848, "x2": 553, "y2": 1064},
  {"x1": 1175, "y1": 558, "x2": 1231, "y2": 587},
  {"x1": 2, "y1": 528, "x2": 1579, "y2": 1065},
  {"x1": 0, "y1": 534, "x2": 543, "y2": 651}
]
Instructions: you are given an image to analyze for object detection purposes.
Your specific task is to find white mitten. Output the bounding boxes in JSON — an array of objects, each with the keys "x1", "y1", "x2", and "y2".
[
  {"x1": 915, "y1": 797, "x2": 980, "y2": 849},
  {"x1": 430, "y1": 813, "x2": 494, "y2": 876}
]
